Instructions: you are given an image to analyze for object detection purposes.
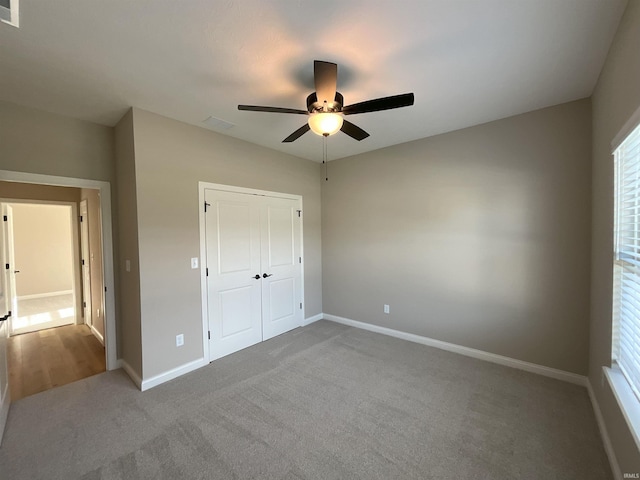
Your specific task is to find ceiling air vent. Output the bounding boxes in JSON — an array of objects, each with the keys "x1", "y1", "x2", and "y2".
[
  {"x1": 203, "y1": 115, "x2": 235, "y2": 131},
  {"x1": 0, "y1": 0, "x2": 19, "y2": 28}
]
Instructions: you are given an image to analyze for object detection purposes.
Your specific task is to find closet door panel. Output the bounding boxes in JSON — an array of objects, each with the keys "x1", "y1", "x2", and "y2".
[
  {"x1": 261, "y1": 197, "x2": 302, "y2": 340},
  {"x1": 205, "y1": 190, "x2": 262, "y2": 360}
]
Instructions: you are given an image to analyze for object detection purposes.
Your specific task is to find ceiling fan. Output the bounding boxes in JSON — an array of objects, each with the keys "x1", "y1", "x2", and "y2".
[{"x1": 238, "y1": 60, "x2": 415, "y2": 143}]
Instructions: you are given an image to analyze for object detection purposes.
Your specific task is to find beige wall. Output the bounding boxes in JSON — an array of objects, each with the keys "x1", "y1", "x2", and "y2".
[
  {"x1": 591, "y1": 0, "x2": 640, "y2": 473},
  {"x1": 114, "y1": 110, "x2": 142, "y2": 376},
  {"x1": 130, "y1": 108, "x2": 322, "y2": 379},
  {"x1": 323, "y1": 99, "x2": 591, "y2": 375},
  {"x1": 0, "y1": 100, "x2": 115, "y2": 182},
  {"x1": 0, "y1": 182, "x2": 80, "y2": 204},
  {"x1": 81, "y1": 188, "x2": 105, "y2": 339},
  {"x1": 11, "y1": 204, "x2": 74, "y2": 297}
]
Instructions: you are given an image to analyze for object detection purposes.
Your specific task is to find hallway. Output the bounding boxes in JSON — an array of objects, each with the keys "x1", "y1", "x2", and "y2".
[
  {"x1": 8, "y1": 324, "x2": 105, "y2": 401},
  {"x1": 12, "y1": 293, "x2": 75, "y2": 335}
]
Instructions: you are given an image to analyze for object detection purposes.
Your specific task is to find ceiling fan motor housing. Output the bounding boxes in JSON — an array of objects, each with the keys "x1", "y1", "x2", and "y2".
[{"x1": 307, "y1": 92, "x2": 344, "y2": 113}]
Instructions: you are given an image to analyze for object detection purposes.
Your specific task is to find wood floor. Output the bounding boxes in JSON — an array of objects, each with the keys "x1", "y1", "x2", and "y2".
[{"x1": 8, "y1": 324, "x2": 106, "y2": 401}]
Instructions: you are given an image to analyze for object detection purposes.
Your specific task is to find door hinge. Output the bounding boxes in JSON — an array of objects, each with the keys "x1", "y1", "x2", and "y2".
[
  {"x1": 3, "y1": 215, "x2": 7, "y2": 221},
  {"x1": 204, "y1": 201, "x2": 211, "y2": 213},
  {"x1": 208, "y1": 331, "x2": 211, "y2": 340},
  {"x1": 206, "y1": 267, "x2": 209, "y2": 277},
  {"x1": 300, "y1": 302, "x2": 303, "y2": 309},
  {"x1": 105, "y1": 286, "x2": 107, "y2": 292},
  {"x1": 79, "y1": 215, "x2": 83, "y2": 222},
  {"x1": 82, "y1": 259, "x2": 85, "y2": 266},
  {"x1": 5, "y1": 264, "x2": 8, "y2": 270},
  {"x1": 299, "y1": 257, "x2": 302, "y2": 264},
  {"x1": 83, "y1": 301, "x2": 87, "y2": 308},
  {"x1": 296, "y1": 210, "x2": 302, "y2": 218}
]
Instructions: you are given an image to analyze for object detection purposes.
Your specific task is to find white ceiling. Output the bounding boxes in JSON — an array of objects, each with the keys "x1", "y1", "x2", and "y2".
[{"x1": 0, "y1": 0, "x2": 628, "y2": 161}]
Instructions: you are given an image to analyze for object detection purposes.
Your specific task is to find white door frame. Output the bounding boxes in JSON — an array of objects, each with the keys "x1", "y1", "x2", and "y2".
[
  {"x1": 0, "y1": 170, "x2": 117, "y2": 370},
  {"x1": 0, "y1": 205, "x2": 11, "y2": 446},
  {"x1": 0, "y1": 200, "x2": 80, "y2": 335},
  {"x1": 198, "y1": 182, "x2": 305, "y2": 363},
  {"x1": 1, "y1": 205, "x2": 16, "y2": 323},
  {"x1": 79, "y1": 199, "x2": 93, "y2": 331}
]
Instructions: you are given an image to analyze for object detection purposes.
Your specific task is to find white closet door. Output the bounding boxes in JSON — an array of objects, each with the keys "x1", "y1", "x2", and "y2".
[
  {"x1": 261, "y1": 196, "x2": 302, "y2": 340},
  {"x1": 205, "y1": 190, "x2": 262, "y2": 361}
]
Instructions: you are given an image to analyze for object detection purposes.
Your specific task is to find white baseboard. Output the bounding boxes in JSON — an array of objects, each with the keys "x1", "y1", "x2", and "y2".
[
  {"x1": 89, "y1": 324, "x2": 104, "y2": 346},
  {"x1": 140, "y1": 358, "x2": 207, "y2": 392},
  {"x1": 587, "y1": 380, "x2": 622, "y2": 480},
  {"x1": 323, "y1": 313, "x2": 588, "y2": 386},
  {"x1": 302, "y1": 313, "x2": 323, "y2": 326},
  {"x1": 118, "y1": 359, "x2": 142, "y2": 390},
  {"x1": 17, "y1": 290, "x2": 73, "y2": 301}
]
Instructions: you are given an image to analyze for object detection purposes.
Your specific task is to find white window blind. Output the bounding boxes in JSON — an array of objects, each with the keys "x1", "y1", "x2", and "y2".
[{"x1": 613, "y1": 121, "x2": 640, "y2": 402}]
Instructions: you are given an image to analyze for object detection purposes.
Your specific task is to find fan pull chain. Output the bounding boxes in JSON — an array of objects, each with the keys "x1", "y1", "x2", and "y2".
[{"x1": 323, "y1": 133, "x2": 328, "y2": 181}]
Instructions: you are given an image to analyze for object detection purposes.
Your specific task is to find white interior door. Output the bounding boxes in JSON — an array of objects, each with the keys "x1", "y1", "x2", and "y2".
[
  {"x1": 205, "y1": 190, "x2": 263, "y2": 360},
  {"x1": 80, "y1": 200, "x2": 92, "y2": 328},
  {"x1": 4, "y1": 205, "x2": 16, "y2": 328},
  {"x1": 261, "y1": 197, "x2": 303, "y2": 340},
  {"x1": 0, "y1": 204, "x2": 12, "y2": 445}
]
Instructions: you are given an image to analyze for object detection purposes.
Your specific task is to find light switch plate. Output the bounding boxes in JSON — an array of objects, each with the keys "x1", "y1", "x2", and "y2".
[{"x1": 191, "y1": 257, "x2": 199, "y2": 269}]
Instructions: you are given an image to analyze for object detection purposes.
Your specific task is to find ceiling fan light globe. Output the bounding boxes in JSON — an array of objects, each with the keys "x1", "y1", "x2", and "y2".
[{"x1": 308, "y1": 113, "x2": 343, "y2": 137}]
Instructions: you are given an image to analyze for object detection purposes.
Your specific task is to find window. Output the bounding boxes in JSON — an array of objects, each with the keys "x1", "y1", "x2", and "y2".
[
  {"x1": 0, "y1": 0, "x2": 19, "y2": 28},
  {"x1": 613, "y1": 120, "x2": 640, "y2": 401}
]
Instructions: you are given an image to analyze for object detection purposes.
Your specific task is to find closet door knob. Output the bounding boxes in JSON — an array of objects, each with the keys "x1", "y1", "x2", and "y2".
[
  {"x1": 252, "y1": 274, "x2": 261, "y2": 280},
  {"x1": 262, "y1": 273, "x2": 273, "y2": 278}
]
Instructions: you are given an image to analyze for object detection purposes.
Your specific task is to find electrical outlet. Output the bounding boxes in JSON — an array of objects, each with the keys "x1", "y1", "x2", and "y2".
[
  {"x1": 384, "y1": 304, "x2": 390, "y2": 314},
  {"x1": 176, "y1": 334, "x2": 184, "y2": 347}
]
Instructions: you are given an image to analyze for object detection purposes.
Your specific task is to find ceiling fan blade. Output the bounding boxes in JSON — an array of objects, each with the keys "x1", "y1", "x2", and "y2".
[
  {"x1": 341, "y1": 119, "x2": 370, "y2": 141},
  {"x1": 282, "y1": 124, "x2": 311, "y2": 143},
  {"x1": 342, "y1": 93, "x2": 415, "y2": 115},
  {"x1": 314, "y1": 60, "x2": 338, "y2": 105},
  {"x1": 238, "y1": 105, "x2": 308, "y2": 114}
]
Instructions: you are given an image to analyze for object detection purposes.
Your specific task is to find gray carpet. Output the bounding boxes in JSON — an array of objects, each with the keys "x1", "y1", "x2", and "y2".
[{"x1": 0, "y1": 320, "x2": 611, "y2": 479}]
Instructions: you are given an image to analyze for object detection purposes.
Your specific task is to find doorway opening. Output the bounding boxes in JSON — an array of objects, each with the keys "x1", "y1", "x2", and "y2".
[
  {"x1": 0, "y1": 191, "x2": 107, "y2": 400},
  {"x1": 0, "y1": 171, "x2": 117, "y2": 405},
  {"x1": 4, "y1": 202, "x2": 79, "y2": 336}
]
